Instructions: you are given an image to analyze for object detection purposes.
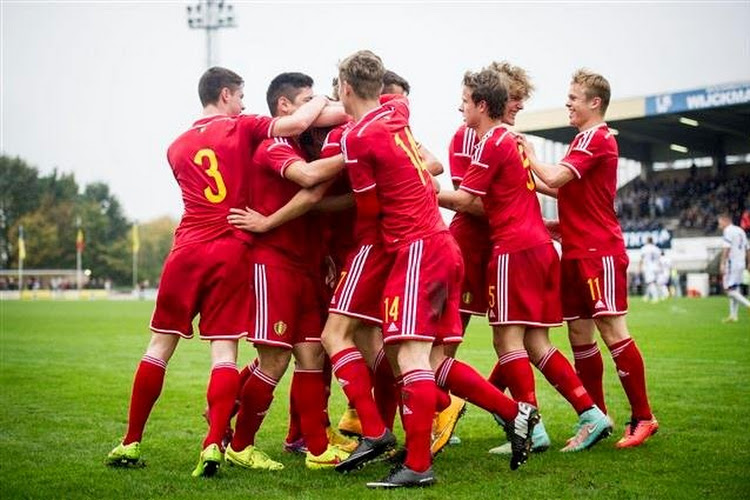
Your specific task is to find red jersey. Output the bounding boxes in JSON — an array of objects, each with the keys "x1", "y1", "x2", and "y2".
[
  {"x1": 342, "y1": 97, "x2": 446, "y2": 249},
  {"x1": 250, "y1": 136, "x2": 321, "y2": 273},
  {"x1": 447, "y1": 124, "x2": 490, "y2": 245},
  {"x1": 460, "y1": 125, "x2": 550, "y2": 253},
  {"x1": 320, "y1": 124, "x2": 360, "y2": 252},
  {"x1": 167, "y1": 114, "x2": 276, "y2": 249},
  {"x1": 558, "y1": 122, "x2": 625, "y2": 258}
]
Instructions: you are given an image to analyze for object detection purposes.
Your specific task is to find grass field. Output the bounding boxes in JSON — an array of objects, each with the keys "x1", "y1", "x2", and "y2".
[{"x1": 1, "y1": 298, "x2": 749, "y2": 499}]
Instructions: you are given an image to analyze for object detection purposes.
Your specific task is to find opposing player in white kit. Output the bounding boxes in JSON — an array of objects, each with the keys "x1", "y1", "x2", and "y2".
[
  {"x1": 639, "y1": 237, "x2": 661, "y2": 303},
  {"x1": 718, "y1": 213, "x2": 750, "y2": 323}
]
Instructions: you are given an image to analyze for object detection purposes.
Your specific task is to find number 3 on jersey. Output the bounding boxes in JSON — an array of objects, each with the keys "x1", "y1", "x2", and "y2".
[{"x1": 194, "y1": 148, "x2": 227, "y2": 203}]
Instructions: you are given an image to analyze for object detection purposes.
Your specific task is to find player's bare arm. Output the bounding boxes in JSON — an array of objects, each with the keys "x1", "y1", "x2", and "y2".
[
  {"x1": 284, "y1": 153, "x2": 345, "y2": 188},
  {"x1": 271, "y1": 95, "x2": 330, "y2": 137},
  {"x1": 419, "y1": 145, "x2": 444, "y2": 175},
  {"x1": 312, "y1": 101, "x2": 350, "y2": 128},
  {"x1": 533, "y1": 174, "x2": 559, "y2": 198},
  {"x1": 517, "y1": 135, "x2": 575, "y2": 188},
  {"x1": 227, "y1": 182, "x2": 330, "y2": 233},
  {"x1": 438, "y1": 188, "x2": 484, "y2": 216},
  {"x1": 316, "y1": 192, "x2": 354, "y2": 212}
]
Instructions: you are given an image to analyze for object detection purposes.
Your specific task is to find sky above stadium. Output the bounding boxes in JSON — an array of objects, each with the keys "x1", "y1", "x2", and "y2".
[{"x1": 2, "y1": 1, "x2": 749, "y2": 222}]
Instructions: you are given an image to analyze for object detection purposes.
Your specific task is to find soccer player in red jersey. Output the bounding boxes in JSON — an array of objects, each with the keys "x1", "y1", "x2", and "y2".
[
  {"x1": 330, "y1": 51, "x2": 537, "y2": 488},
  {"x1": 439, "y1": 67, "x2": 612, "y2": 454},
  {"x1": 223, "y1": 72, "x2": 352, "y2": 471},
  {"x1": 105, "y1": 67, "x2": 336, "y2": 476},
  {"x1": 519, "y1": 69, "x2": 658, "y2": 448}
]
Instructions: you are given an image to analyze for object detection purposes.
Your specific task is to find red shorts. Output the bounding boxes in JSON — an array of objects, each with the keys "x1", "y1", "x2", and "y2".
[
  {"x1": 150, "y1": 237, "x2": 251, "y2": 340},
  {"x1": 329, "y1": 244, "x2": 391, "y2": 325},
  {"x1": 381, "y1": 232, "x2": 464, "y2": 345},
  {"x1": 249, "y1": 263, "x2": 325, "y2": 349},
  {"x1": 487, "y1": 242, "x2": 562, "y2": 327},
  {"x1": 560, "y1": 253, "x2": 629, "y2": 321},
  {"x1": 451, "y1": 232, "x2": 491, "y2": 316}
]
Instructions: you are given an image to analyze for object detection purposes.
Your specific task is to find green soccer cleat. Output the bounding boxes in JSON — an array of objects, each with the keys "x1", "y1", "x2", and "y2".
[
  {"x1": 105, "y1": 441, "x2": 143, "y2": 467},
  {"x1": 191, "y1": 443, "x2": 223, "y2": 477},
  {"x1": 561, "y1": 406, "x2": 613, "y2": 452},
  {"x1": 225, "y1": 444, "x2": 284, "y2": 471}
]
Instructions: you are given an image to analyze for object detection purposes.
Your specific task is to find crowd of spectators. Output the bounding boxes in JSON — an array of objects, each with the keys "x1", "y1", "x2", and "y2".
[{"x1": 616, "y1": 172, "x2": 750, "y2": 234}]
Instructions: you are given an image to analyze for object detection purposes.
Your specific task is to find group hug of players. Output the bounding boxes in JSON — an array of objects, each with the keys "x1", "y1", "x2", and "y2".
[{"x1": 106, "y1": 49, "x2": 658, "y2": 489}]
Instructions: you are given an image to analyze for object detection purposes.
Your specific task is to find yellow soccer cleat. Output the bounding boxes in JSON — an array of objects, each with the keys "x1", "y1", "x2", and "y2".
[
  {"x1": 327, "y1": 426, "x2": 358, "y2": 453},
  {"x1": 305, "y1": 444, "x2": 351, "y2": 470},
  {"x1": 191, "y1": 443, "x2": 223, "y2": 477},
  {"x1": 225, "y1": 444, "x2": 284, "y2": 471},
  {"x1": 337, "y1": 408, "x2": 363, "y2": 437},
  {"x1": 105, "y1": 441, "x2": 143, "y2": 467},
  {"x1": 430, "y1": 395, "x2": 467, "y2": 456}
]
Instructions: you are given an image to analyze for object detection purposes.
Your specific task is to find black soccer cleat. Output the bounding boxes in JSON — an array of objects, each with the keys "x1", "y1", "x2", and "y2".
[
  {"x1": 334, "y1": 428, "x2": 396, "y2": 473},
  {"x1": 504, "y1": 402, "x2": 540, "y2": 471},
  {"x1": 366, "y1": 464, "x2": 437, "y2": 489}
]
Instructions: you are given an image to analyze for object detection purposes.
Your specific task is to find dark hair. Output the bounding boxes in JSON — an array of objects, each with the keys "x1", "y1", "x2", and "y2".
[
  {"x1": 198, "y1": 67, "x2": 244, "y2": 107},
  {"x1": 266, "y1": 72, "x2": 314, "y2": 116},
  {"x1": 463, "y1": 68, "x2": 508, "y2": 120},
  {"x1": 382, "y1": 70, "x2": 410, "y2": 95}
]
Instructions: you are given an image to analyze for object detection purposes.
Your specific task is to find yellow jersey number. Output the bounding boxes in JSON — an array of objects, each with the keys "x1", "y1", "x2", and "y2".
[
  {"x1": 394, "y1": 128, "x2": 429, "y2": 186},
  {"x1": 517, "y1": 144, "x2": 536, "y2": 191},
  {"x1": 194, "y1": 148, "x2": 227, "y2": 204}
]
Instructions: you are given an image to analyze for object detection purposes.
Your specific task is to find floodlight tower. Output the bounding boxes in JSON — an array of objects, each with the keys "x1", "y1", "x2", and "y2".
[{"x1": 186, "y1": 0, "x2": 237, "y2": 69}]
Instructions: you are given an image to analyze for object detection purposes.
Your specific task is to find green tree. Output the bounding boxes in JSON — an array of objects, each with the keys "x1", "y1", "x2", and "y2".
[{"x1": 137, "y1": 216, "x2": 177, "y2": 286}]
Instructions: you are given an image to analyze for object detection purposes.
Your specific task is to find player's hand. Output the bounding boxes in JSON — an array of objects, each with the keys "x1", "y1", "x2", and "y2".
[
  {"x1": 227, "y1": 207, "x2": 272, "y2": 233},
  {"x1": 431, "y1": 176, "x2": 441, "y2": 194},
  {"x1": 517, "y1": 134, "x2": 537, "y2": 161}
]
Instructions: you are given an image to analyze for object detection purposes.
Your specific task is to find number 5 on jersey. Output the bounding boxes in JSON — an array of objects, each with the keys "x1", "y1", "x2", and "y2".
[{"x1": 194, "y1": 148, "x2": 227, "y2": 203}]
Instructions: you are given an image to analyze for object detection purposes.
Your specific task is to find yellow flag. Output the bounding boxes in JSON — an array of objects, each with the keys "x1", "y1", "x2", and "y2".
[
  {"x1": 132, "y1": 224, "x2": 140, "y2": 253},
  {"x1": 18, "y1": 226, "x2": 26, "y2": 261},
  {"x1": 76, "y1": 228, "x2": 85, "y2": 252}
]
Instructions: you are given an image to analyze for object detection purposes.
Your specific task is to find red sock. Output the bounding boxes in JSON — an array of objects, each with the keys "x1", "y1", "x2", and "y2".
[
  {"x1": 488, "y1": 360, "x2": 508, "y2": 392},
  {"x1": 401, "y1": 370, "x2": 436, "y2": 473},
  {"x1": 609, "y1": 338, "x2": 652, "y2": 420},
  {"x1": 203, "y1": 362, "x2": 240, "y2": 448},
  {"x1": 372, "y1": 350, "x2": 399, "y2": 430},
  {"x1": 285, "y1": 371, "x2": 302, "y2": 445},
  {"x1": 536, "y1": 347, "x2": 594, "y2": 414},
  {"x1": 124, "y1": 355, "x2": 167, "y2": 445},
  {"x1": 292, "y1": 369, "x2": 329, "y2": 456},
  {"x1": 572, "y1": 343, "x2": 607, "y2": 414},
  {"x1": 435, "y1": 386, "x2": 451, "y2": 412},
  {"x1": 436, "y1": 358, "x2": 518, "y2": 422},
  {"x1": 231, "y1": 369, "x2": 278, "y2": 451},
  {"x1": 330, "y1": 347, "x2": 386, "y2": 438},
  {"x1": 498, "y1": 350, "x2": 537, "y2": 406}
]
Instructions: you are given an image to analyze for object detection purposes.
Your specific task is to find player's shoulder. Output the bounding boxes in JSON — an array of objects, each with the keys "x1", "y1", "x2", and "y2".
[{"x1": 572, "y1": 122, "x2": 615, "y2": 152}]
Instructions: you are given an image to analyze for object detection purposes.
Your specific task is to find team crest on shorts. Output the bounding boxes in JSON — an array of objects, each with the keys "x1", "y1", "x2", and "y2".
[
  {"x1": 274, "y1": 321, "x2": 288, "y2": 336},
  {"x1": 462, "y1": 292, "x2": 473, "y2": 305}
]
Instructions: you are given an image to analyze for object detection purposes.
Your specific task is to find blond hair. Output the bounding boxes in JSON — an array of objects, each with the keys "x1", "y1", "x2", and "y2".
[
  {"x1": 338, "y1": 50, "x2": 385, "y2": 100},
  {"x1": 572, "y1": 68, "x2": 611, "y2": 115},
  {"x1": 488, "y1": 61, "x2": 534, "y2": 101}
]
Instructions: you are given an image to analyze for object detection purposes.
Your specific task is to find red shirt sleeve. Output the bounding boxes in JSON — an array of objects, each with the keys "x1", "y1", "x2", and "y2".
[
  {"x1": 560, "y1": 128, "x2": 605, "y2": 179},
  {"x1": 342, "y1": 127, "x2": 377, "y2": 194},
  {"x1": 263, "y1": 138, "x2": 304, "y2": 178}
]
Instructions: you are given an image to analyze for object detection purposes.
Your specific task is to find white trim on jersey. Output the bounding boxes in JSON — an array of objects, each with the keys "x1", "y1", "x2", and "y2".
[
  {"x1": 493, "y1": 129, "x2": 511, "y2": 147},
  {"x1": 254, "y1": 263, "x2": 268, "y2": 341},
  {"x1": 352, "y1": 183, "x2": 376, "y2": 194},
  {"x1": 462, "y1": 127, "x2": 477, "y2": 156},
  {"x1": 268, "y1": 137, "x2": 292, "y2": 151},
  {"x1": 356, "y1": 109, "x2": 394, "y2": 137},
  {"x1": 337, "y1": 245, "x2": 373, "y2": 312},
  {"x1": 559, "y1": 161, "x2": 582, "y2": 179},
  {"x1": 603, "y1": 256, "x2": 615, "y2": 312},
  {"x1": 402, "y1": 239, "x2": 424, "y2": 337}
]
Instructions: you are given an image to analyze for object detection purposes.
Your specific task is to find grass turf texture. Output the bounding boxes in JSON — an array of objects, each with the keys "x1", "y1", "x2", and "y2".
[{"x1": 1, "y1": 298, "x2": 748, "y2": 499}]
